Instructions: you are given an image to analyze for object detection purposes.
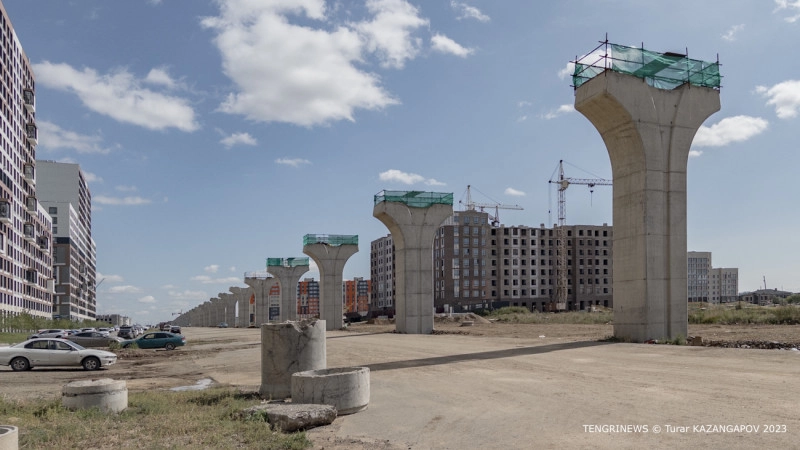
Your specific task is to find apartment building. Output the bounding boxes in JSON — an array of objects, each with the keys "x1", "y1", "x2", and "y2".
[
  {"x1": 370, "y1": 234, "x2": 394, "y2": 314},
  {"x1": 297, "y1": 278, "x2": 319, "y2": 318},
  {"x1": 432, "y1": 210, "x2": 613, "y2": 312},
  {"x1": 35, "y1": 161, "x2": 96, "y2": 320},
  {"x1": 343, "y1": 276, "x2": 370, "y2": 315},
  {"x1": 688, "y1": 251, "x2": 739, "y2": 304},
  {"x1": 0, "y1": 4, "x2": 54, "y2": 323}
]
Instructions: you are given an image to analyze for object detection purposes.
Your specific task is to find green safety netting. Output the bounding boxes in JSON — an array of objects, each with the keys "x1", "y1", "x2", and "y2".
[
  {"x1": 266, "y1": 257, "x2": 309, "y2": 267},
  {"x1": 572, "y1": 43, "x2": 721, "y2": 91},
  {"x1": 374, "y1": 190, "x2": 454, "y2": 207},
  {"x1": 303, "y1": 234, "x2": 358, "y2": 246}
]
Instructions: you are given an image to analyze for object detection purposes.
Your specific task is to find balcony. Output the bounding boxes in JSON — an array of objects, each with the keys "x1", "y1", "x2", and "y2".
[
  {"x1": 25, "y1": 123, "x2": 37, "y2": 146},
  {"x1": 0, "y1": 200, "x2": 10, "y2": 223},
  {"x1": 23, "y1": 89, "x2": 35, "y2": 113},
  {"x1": 23, "y1": 223, "x2": 36, "y2": 242},
  {"x1": 23, "y1": 163, "x2": 35, "y2": 183},
  {"x1": 26, "y1": 196, "x2": 37, "y2": 212},
  {"x1": 25, "y1": 268, "x2": 38, "y2": 284}
]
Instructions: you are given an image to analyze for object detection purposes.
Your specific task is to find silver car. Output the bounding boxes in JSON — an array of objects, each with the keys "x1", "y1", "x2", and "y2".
[
  {"x1": 27, "y1": 329, "x2": 70, "y2": 339},
  {"x1": 66, "y1": 331, "x2": 122, "y2": 348},
  {"x1": 0, "y1": 338, "x2": 117, "y2": 371}
]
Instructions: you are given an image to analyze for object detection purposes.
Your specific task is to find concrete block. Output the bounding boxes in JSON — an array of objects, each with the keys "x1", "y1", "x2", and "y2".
[
  {"x1": 292, "y1": 367, "x2": 370, "y2": 415},
  {"x1": 0, "y1": 426, "x2": 18, "y2": 450},
  {"x1": 62, "y1": 378, "x2": 128, "y2": 413},
  {"x1": 239, "y1": 403, "x2": 337, "y2": 432},
  {"x1": 260, "y1": 319, "x2": 326, "y2": 400}
]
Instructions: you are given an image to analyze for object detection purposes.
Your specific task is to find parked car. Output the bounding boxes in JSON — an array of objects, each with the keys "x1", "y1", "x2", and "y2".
[
  {"x1": 0, "y1": 338, "x2": 117, "y2": 371},
  {"x1": 217, "y1": 322, "x2": 228, "y2": 328},
  {"x1": 66, "y1": 331, "x2": 123, "y2": 348},
  {"x1": 120, "y1": 332, "x2": 185, "y2": 350},
  {"x1": 161, "y1": 323, "x2": 172, "y2": 331},
  {"x1": 169, "y1": 325, "x2": 181, "y2": 334},
  {"x1": 27, "y1": 329, "x2": 70, "y2": 339},
  {"x1": 117, "y1": 326, "x2": 135, "y2": 339}
]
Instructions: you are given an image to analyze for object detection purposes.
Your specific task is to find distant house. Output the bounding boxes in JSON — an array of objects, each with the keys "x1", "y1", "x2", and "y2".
[{"x1": 738, "y1": 289, "x2": 794, "y2": 306}]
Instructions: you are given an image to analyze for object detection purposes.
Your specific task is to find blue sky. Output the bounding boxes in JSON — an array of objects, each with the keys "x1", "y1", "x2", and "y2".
[{"x1": 4, "y1": 0, "x2": 800, "y2": 324}]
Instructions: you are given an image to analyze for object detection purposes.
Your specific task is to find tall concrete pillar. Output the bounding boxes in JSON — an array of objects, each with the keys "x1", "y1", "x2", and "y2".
[
  {"x1": 219, "y1": 293, "x2": 236, "y2": 326},
  {"x1": 303, "y1": 235, "x2": 358, "y2": 331},
  {"x1": 575, "y1": 69, "x2": 719, "y2": 342},
  {"x1": 373, "y1": 191, "x2": 453, "y2": 334},
  {"x1": 229, "y1": 287, "x2": 249, "y2": 327},
  {"x1": 266, "y1": 258, "x2": 309, "y2": 322},
  {"x1": 244, "y1": 274, "x2": 280, "y2": 326}
]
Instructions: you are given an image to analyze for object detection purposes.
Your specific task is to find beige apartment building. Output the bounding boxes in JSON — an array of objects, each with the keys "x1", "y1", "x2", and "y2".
[{"x1": 0, "y1": 3, "x2": 54, "y2": 325}]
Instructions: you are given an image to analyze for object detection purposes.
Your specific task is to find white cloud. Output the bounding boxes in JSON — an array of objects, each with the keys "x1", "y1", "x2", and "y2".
[
  {"x1": 144, "y1": 68, "x2": 179, "y2": 89},
  {"x1": 201, "y1": 0, "x2": 400, "y2": 127},
  {"x1": 355, "y1": 0, "x2": 429, "y2": 69},
  {"x1": 204, "y1": 265, "x2": 220, "y2": 274},
  {"x1": 774, "y1": 0, "x2": 800, "y2": 22},
  {"x1": 518, "y1": 101, "x2": 532, "y2": 108},
  {"x1": 689, "y1": 150, "x2": 703, "y2": 158},
  {"x1": 137, "y1": 295, "x2": 156, "y2": 304},
  {"x1": 109, "y1": 285, "x2": 141, "y2": 294},
  {"x1": 83, "y1": 171, "x2": 103, "y2": 184},
  {"x1": 505, "y1": 187, "x2": 525, "y2": 196},
  {"x1": 220, "y1": 132, "x2": 257, "y2": 148},
  {"x1": 431, "y1": 34, "x2": 474, "y2": 58},
  {"x1": 542, "y1": 104, "x2": 575, "y2": 120},
  {"x1": 94, "y1": 195, "x2": 152, "y2": 206},
  {"x1": 450, "y1": 1, "x2": 490, "y2": 22},
  {"x1": 756, "y1": 80, "x2": 800, "y2": 118},
  {"x1": 37, "y1": 120, "x2": 112, "y2": 154},
  {"x1": 97, "y1": 273, "x2": 124, "y2": 283},
  {"x1": 191, "y1": 275, "x2": 242, "y2": 285},
  {"x1": 276, "y1": 158, "x2": 312, "y2": 167},
  {"x1": 229, "y1": 266, "x2": 237, "y2": 272},
  {"x1": 558, "y1": 62, "x2": 574, "y2": 80},
  {"x1": 693, "y1": 115, "x2": 769, "y2": 147},
  {"x1": 32, "y1": 62, "x2": 199, "y2": 132},
  {"x1": 379, "y1": 169, "x2": 445, "y2": 186},
  {"x1": 115, "y1": 185, "x2": 138, "y2": 192},
  {"x1": 722, "y1": 24, "x2": 744, "y2": 41}
]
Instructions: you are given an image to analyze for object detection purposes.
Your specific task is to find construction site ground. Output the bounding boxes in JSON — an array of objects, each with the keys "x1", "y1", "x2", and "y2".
[{"x1": 1, "y1": 319, "x2": 799, "y2": 449}]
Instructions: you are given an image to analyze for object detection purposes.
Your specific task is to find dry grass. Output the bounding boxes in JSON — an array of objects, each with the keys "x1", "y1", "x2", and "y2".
[{"x1": 0, "y1": 387, "x2": 310, "y2": 449}]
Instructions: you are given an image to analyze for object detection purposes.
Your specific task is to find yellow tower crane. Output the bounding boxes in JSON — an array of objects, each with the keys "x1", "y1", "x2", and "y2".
[{"x1": 548, "y1": 160, "x2": 611, "y2": 311}]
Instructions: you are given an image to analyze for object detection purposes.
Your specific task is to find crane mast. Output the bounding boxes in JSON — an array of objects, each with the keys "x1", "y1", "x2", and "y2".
[{"x1": 548, "y1": 160, "x2": 611, "y2": 311}]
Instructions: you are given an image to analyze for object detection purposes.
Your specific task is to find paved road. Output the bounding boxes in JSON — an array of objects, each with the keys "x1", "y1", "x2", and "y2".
[{"x1": 189, "y1": 327, "x2": 800, "y2": 449}]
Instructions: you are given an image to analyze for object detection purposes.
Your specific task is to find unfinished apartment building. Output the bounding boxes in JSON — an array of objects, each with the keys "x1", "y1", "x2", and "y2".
[{"x1": 433, "y1": 210, "x2": 612, "y2": 312}]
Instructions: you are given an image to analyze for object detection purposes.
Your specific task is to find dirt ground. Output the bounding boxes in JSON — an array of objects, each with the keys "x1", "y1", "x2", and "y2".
[{"x1": 1, "y1": 320, "x2": 799, "y2": 449}]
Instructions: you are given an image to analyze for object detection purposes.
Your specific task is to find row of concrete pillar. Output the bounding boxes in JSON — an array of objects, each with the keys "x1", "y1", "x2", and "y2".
[{"x1": 178, "y1": 47, "x2": 719, "y2": 342}]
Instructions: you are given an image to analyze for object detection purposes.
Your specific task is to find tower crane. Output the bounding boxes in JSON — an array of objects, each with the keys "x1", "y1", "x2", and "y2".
[
  {"x1": 548, "y1": 160, "x2": 611, "y2": 311},
  {"x1": 459, "y1": 185, "x2": 523, "y2": 226}
]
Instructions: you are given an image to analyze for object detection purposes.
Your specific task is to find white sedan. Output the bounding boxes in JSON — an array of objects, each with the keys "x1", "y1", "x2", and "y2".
[{"x1": 0, "y1": 338, "x2": 117, "y2": 371}]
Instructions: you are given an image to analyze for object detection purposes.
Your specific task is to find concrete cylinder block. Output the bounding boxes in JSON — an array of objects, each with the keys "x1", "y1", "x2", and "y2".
[
  {"x1": 260, "y1": 319, "x2": 326, "y2": 400},
  {"x1": 0, "y1": 425, "x2": 18, "y2": 450},
  {"x1": 292, "y1": 367, "x2": 370, "y2": 415},
  {"x1": 62, "y1": 378, "x2": 128, "y2": 413}
]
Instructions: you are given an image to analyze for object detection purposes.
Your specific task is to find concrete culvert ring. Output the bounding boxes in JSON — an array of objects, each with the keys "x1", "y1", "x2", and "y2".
[{"x1": 291, "y1": 367, "x2": 370, "y2": 415}]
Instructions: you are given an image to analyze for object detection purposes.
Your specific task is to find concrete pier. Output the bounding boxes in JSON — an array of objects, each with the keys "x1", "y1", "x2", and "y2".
[
  {"x1": 266, "y1": 258, "x2": 309, "y2": 322},
  {"x1": 244, "y1": 273, "x2": 279, "y2": 326},
  {"x1": 373, "y1": 191, "x2": 453, "y2": 334},
  {"x1": 260, "y1": 319, "x2": 326, "y2": 400},
  {"x1": 303, "y1": 235, "x2": 358, "y2": 331},
  {"x1": 575, "y1": 67, "x2": 719, "y2": 342}
]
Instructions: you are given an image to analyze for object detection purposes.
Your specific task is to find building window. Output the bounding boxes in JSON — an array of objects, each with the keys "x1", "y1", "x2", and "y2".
[{"x1": 49, "y1": 207, "x2": 58, "y2": 214}]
